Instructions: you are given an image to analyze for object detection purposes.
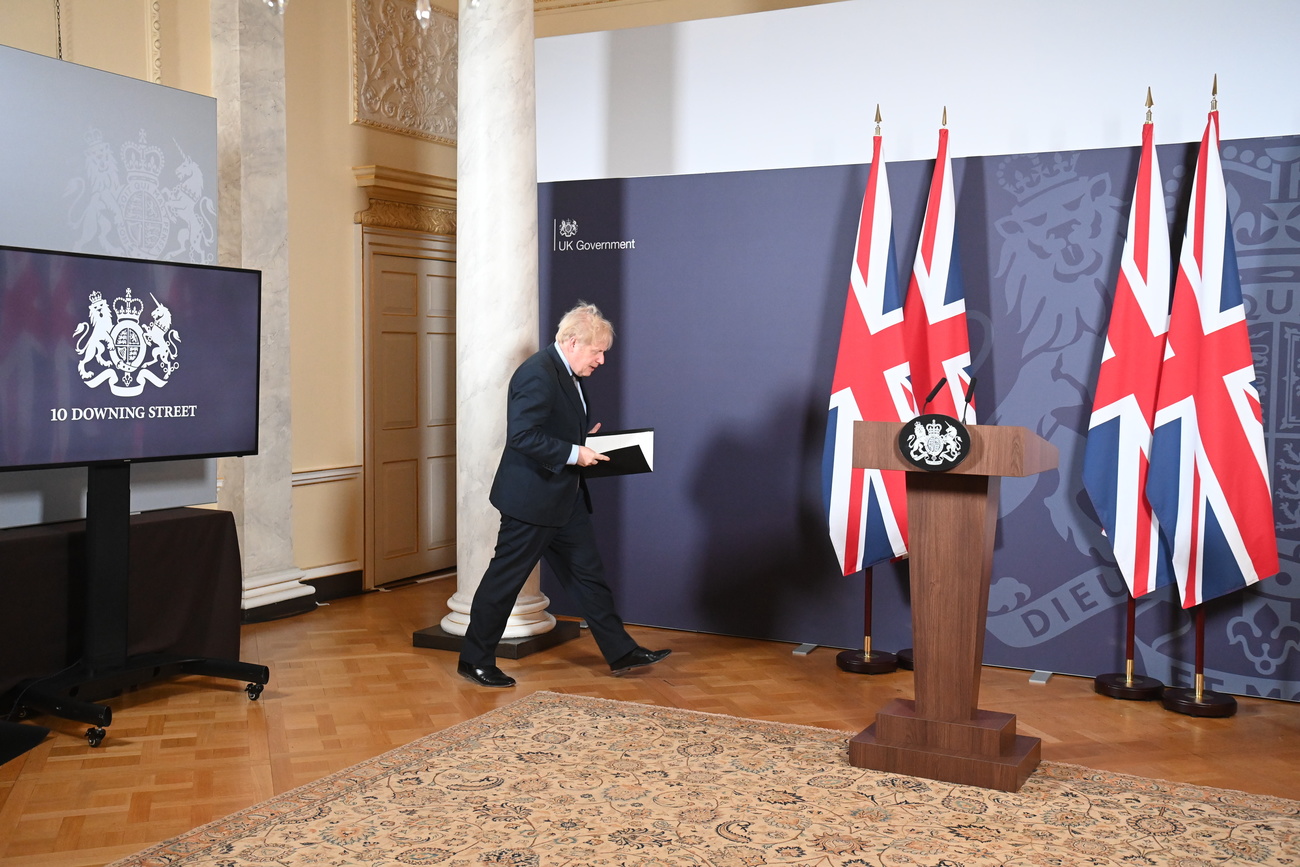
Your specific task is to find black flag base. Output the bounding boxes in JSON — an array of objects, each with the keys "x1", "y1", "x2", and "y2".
[
  {"x1": 1162, "y1": 685, "x2": 1237, "y2": 718},
  {"x1": 894, "y1": 647, "x2": 914, "y2": 670},
  {"x1": 1097, "y1": 599, "x2": 1163, "y2": 699},
  {"x1": 835, "y1": 649, "x2": 899, "y2": 674},
  {"x1": 1093, "y1": 672, "x2": 1164, "y2": 701},
  {"x1": 1161, "y1": 608, "x2": 1236, "y2": 717}
]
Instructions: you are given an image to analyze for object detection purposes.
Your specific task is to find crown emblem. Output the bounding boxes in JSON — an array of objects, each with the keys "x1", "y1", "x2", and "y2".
[
  {"x1": 996, "y1": 152, "x2": 1080, "y2": 202},
  {"x1": 112, "y1": 288, "x2": 144, "y2": 322},
  {"x1": 83, "y1": 127, "x2": 112, "y2": 158},
  {"x1": 926, "y1": 418, "x2": 943, "y2": 436},
  {"x1": 121, "y1": 129, "x2": 164, "y2": 183},
  {"x1": 1221, "y1": 144, "x2": 1300, "y2": 257},
  {"x1": 88, "y1": 290, "x2": 105, "y2": 307}
]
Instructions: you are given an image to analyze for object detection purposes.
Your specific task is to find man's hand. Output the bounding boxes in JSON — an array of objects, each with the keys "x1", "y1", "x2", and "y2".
[
  {"x1": 577, "y1": 422, "x2": 607, "y2": 467},
  {"x1": 576, "y1": 446, "x2": 608, "y2": 467}
]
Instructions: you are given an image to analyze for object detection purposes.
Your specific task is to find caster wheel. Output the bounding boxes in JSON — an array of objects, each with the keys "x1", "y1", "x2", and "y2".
[
  {"x1": 246, "y1": 682, "x2": 265, "y2": 701},
  {"x1": 86, "y1": 727, "x2": 106, "y2": 748}
]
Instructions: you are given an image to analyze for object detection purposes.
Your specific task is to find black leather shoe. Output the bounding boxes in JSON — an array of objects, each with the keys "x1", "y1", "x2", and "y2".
[
  {"x1": 457, "y1": 661, "x2": 516, "y2": 688},
  {"x1": 610, "y1": 646, "x2": 671, "y2": 675}
]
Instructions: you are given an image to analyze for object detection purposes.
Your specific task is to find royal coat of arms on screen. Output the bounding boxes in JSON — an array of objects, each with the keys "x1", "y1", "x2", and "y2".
[{"x1": 73, "y1": 288, "x2": 181, "y2": 397}]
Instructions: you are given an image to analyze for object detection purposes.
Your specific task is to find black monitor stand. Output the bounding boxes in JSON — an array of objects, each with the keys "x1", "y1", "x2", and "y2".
[{"x1": 6, "y1": 462, "x2": 269, "y2": 747}]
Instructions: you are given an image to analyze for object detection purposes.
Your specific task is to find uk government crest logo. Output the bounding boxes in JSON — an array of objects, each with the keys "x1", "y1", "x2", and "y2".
[
  {"x1": 552, "y1": 217, "x2": 637, "y2": 252},
  {"x1": 900, "y1": 414, "x2": 971, "y2": 472},
  {"x1": 73, "y1": 288, "x2": 181, "y2": 397}
]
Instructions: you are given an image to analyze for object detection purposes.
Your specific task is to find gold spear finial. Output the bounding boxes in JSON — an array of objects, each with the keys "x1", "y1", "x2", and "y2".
[
  {"x1": 1211, "y1": 74, "x2": 1218, "y2": 111},
  {"x1": 1145, "y1": 87, "x2": 1153, "y2": 124},
  {"x1": 942, "y1": 106, "x2": 948, "y2": 127},
  {"x1": 874, "y1": 104, "x2": 882, "y2": 136}
]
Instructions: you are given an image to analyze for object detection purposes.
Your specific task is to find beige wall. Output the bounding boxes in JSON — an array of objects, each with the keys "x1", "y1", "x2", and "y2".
[
  {"x1": 283, "y1": 1, "x2": 457, "y2": 576},
  {"x1": 0, "y1": 0, "x2": 210, "y2": 87},
  {"x1": 0, "y1": 0, "x2": 826, "y2": 579}
]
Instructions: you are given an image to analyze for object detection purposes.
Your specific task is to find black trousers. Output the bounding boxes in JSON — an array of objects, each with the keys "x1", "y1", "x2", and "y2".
[{"x1": 459, "y1": 493, "x2": 637, "y2": 668}]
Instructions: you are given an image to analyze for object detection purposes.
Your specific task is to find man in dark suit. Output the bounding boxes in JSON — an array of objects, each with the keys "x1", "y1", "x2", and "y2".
[{"x1": 457, "y1": 302, "x2": 670, "y2": 688}]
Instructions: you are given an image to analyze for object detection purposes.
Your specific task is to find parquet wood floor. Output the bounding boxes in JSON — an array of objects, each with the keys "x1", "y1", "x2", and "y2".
[{"x1": 1, "y1": 576, "x2": 1296, "y2": 865}]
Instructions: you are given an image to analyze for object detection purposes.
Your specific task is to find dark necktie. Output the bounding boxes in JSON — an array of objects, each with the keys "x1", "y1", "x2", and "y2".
[{"x1": 571, "y1": 374, "x2": 586, "y2": 410}]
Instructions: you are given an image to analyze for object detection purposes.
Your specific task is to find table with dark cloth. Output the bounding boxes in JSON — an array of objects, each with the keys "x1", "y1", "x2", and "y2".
[{"x1": 0, "y1": 507, "x2": 243, "y2": 700}]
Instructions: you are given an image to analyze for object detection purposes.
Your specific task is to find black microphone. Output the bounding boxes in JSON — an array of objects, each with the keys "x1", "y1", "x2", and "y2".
[
  {"x1": 961, "y1": 376, "x2": 977, "y2": 423},
  {"x1": 921, "y1": 377, "x2": 948, "y2": 413}
]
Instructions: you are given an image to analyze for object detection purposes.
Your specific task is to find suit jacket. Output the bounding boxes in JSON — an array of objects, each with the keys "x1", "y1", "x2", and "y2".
[{"x1": 489, "y1": 343, "x2": 592, "y2": 527}]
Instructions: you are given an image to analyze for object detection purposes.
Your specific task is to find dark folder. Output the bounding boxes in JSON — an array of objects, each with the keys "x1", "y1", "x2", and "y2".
[{"x1": 583, "y1": 428, "x2": 654, "y2": 479}]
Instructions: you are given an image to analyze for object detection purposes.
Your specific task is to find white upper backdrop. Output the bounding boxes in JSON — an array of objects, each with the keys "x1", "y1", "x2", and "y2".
[{"x1": 537, "y1": 0, "x2": 1300, "y2": 181}]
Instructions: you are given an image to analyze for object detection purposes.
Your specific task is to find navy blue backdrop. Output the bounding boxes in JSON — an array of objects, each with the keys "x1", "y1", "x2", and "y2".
[{"x1": 539, "y1": 134, "x2": 1300, "y2": 701}]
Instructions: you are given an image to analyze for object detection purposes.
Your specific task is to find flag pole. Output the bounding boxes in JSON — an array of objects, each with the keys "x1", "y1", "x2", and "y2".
[
  {"x1": 835, "y1": 566, "x2": 899, "y2": 674},
  {"x1": 1086, "y1": 86, "x2": 1165, "y2": 701},
  {"x1": 1094, "y1": 593, "x2": 1163, "y2": 699},
  {"x1": 1149, "y1": 75, "x2": 1255, "y2": 718},
  {"x1": 894, "y1": 105, "x2": 954, "y2": 677},
  {"x1": 827, "y1": 101, "x2": 904, "y2": 676},
  {"x1": 1161, "y1": 604, "x2": 1236, "y2": 717},
  {"x1": 899, "y1": 105, "x2": 972, "y2": 670}
]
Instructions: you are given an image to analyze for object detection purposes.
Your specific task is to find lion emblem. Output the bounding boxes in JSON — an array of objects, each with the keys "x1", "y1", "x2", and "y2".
[
  {"x1": 73, "y1": 291, "x2": 116, "y2": 380},
  {"x1": 988, "y1": 151, "x2": 1125, "y2": 553}
]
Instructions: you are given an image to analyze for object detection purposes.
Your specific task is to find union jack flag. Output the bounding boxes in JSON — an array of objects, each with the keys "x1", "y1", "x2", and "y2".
[
  {"x1": 1082, "y1": 116, "x2": 1175, "y2": 599},
  {"x1": 823, "y1": 130, "x2": 915, "y2": 575},
  {"x1": 1146, "y1": 108, "x2": 1279, "y2": 608},
  {"x1": 904, "y1": 123, "x2": 975, "y2": 419}
]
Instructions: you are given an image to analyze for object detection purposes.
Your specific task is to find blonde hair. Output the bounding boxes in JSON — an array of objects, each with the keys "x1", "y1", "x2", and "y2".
[{"x1": 555, "y1": 301, "x2": 615, "y2": 348}]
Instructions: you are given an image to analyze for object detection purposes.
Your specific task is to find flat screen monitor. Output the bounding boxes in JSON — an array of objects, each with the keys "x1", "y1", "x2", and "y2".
[{"x1": 0, "y1": 245, "x2": 261, "y2": 471}]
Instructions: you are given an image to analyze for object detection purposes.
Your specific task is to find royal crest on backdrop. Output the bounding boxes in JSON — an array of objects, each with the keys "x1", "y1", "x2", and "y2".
[{"x1": 65, "y1": 128, "x2": 216, "y2": 264}]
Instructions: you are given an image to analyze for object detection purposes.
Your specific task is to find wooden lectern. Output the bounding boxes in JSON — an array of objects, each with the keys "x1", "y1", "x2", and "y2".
[{"x1": 849, "y1": 420, "x2": 1058, "y2": 792}]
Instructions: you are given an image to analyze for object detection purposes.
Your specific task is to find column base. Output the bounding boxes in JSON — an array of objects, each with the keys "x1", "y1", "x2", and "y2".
[
  {"x1": 413, "y1": 618, "x2": 582, "y2": 659},
  {"x1": 849, "y1": 698, "x2": 1040, "y2": 792}
]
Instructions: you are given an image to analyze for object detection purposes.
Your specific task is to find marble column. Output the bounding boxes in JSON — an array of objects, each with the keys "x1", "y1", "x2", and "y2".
[
  {"x1": 211, "y1": 0, "x2": 312, "y2": 612},
  {"x1": 442, "y1": 0, "x2": 554, "y2": 638}
]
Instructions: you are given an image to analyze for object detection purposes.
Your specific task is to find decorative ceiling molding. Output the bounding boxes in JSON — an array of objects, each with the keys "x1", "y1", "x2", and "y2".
[{"x1": 352, "y1": 0, "x2": 457, "y2": 145}]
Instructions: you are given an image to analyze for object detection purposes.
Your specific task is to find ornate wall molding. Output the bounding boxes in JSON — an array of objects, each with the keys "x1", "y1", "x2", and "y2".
[
  {"x1": 357, "y1": 199, "x2": 456, "y2": 235},
  {"x1": 353, "y1": 165, "x2": 456, "y2": 235},
  {"x1": 352, "y1": 0, "x2": 457, "y2": 144},
  {"x1": 149, "y1": 1, "x2": 162, "y2": 83}
]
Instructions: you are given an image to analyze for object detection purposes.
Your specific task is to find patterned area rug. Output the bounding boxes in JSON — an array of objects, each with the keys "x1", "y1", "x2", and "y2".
[{"x1": 110, "y1": 692, "x2": 1299, "y2": 866}]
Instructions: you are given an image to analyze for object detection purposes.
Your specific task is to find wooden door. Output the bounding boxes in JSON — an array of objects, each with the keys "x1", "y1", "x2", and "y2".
[{"x1": 363, "y1": 229, "x2": 456, "y2": 588}]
